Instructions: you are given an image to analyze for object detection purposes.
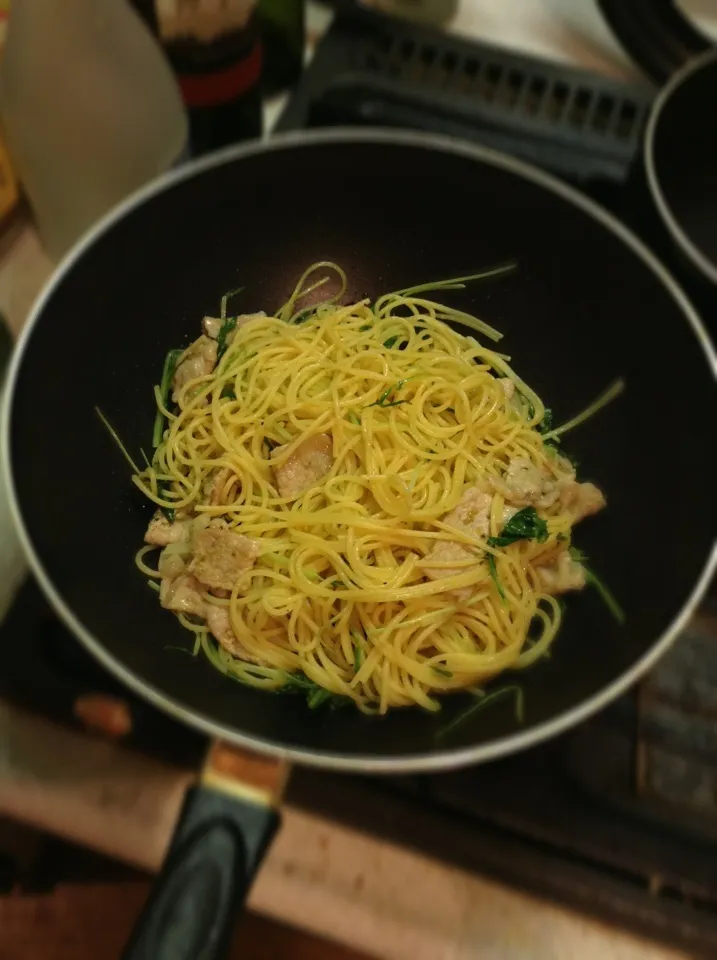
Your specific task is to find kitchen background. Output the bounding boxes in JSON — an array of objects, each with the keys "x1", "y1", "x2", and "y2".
[{"x1": 1, "y1": 2, "x2": 717, "y2": 958}]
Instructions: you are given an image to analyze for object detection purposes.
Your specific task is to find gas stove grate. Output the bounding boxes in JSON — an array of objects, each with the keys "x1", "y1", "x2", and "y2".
[
  {"x1": 278, "y1": 7, "x2": 655, "y2": 186},
  {"x1": 360, "y1": 22, "x2": 645, "y2": 144}
]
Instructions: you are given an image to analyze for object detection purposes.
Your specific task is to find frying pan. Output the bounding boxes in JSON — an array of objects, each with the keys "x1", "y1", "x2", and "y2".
[
  {"x1": 644, "y1": 47, "x2": 717, "y2": 287},
  {"x1": 3, "y1": 129, "x2": 717, "y2": 957},
  {"x1": 597, "y1": 0, "x2": 717, "y2": 289}
]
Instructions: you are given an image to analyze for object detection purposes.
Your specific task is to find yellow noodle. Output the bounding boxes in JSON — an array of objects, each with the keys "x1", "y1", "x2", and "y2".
[
  {"x1": 135, "y1": 263, "x2": 596, "y2": 715},
  {"x1": 135, "y1": 544, "x2": 161, "y2": 577}
]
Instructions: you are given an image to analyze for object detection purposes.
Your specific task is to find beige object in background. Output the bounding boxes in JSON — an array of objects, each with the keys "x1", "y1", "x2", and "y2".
[
  {"x1": 0, "y1": 0, "x2": 187, "y2": 260},
  {"x1": 0, "y1": 129, "x2": 17, "y2": 225},
  {"x1": 0, "y1": 2, "x2": 20, "y2": 228}
]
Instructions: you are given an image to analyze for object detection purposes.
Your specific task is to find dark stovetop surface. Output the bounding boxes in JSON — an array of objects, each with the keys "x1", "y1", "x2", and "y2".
[
  {"x1": 278, "y1": 5, "x2": 655, "y2": 192},
  {"x1": 4, "y1": 575, "x2": 717, "y2": 956},
  {"x1": 4, "y1": 8, "x2": 717, "y2": 957}
]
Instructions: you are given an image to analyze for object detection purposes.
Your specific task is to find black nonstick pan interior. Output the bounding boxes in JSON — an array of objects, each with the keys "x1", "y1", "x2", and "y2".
[{"x1": 5, "y1": 131, "x2": 717, "y2": 770}]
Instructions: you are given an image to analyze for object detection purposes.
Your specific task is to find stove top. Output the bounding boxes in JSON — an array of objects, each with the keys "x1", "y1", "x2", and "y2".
[
  {"x1": 279, "y1": 6, "x2": 654, "y2": 192},
  {"x1": 4, "y1": 8, "x2": 717, "y2": 957}
]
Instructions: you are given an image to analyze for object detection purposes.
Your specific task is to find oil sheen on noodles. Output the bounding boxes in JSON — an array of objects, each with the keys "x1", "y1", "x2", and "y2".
[{"x1": 133, "y1": 262, "x2": 609, "y2": 715}]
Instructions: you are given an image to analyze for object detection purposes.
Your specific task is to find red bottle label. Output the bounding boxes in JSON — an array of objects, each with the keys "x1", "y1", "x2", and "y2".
[{"x1": 178, "y1": 40, "x2": 262, "y2": 107}]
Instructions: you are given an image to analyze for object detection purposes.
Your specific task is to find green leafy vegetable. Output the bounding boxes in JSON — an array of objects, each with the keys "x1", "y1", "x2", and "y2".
[
  {"x1": 216, "y1": 317, "x2": 238, "y2": 359},
  {"x1": 487, "y1": 507, "x2": 548, "y2": 548},
  {"x1": 543, "y1": 378, "x2": 625, "y2": 441},
  {"x1": 487, "y1": 554, "x2": 505, "y2": 601},
  {"x1": 351, "y1": 630, "x2": 365, "y2": 673},
  {"x1": 432, "y1": 665, "x2": 453, "y2": 678},
  {"x1": 347, "y1": 411, "x2": 362, "y2": 426},
  {"x1": 384, "y1": 324, "x2": 431, "y2": 350},
  {"x1": 537, "y1": 408, "x2": 560, "y2": 452},
  {"x1": 382, "y1": 263, "x2": 517, "y2": 343},
  {"x1": 221, "y1": 385, "x2": 236, "y2": 400},
  {"x1": 95, "y1": 407, "x2": 141, "y2": 474},
  {"x1": 585, "y1": 569, "x2": 625, "y2": 623},
  {"x1": 292, "y1": 308, "x2": 314, "y2": 325},
  {"x1": 152, "y1": 348, "x2": 183, "y2": 448},
  {"x1": 307, "y1": 687, "x2": 336, "y2": 709},
  {"x1": 220, "y1": 285, "x2": 244, "y2": 320},
  {"x1": 276, "y1": 265, "x2": 339, "y2": 322},
  {"x1": 530, "y1": 407, "x2": 577, "y2": 463},
  {"x1": 282, "y1": 672, "x2": 349, "y2": 709},
  {"x1": 436, "y1": 685, "x2": 524, "y2": 741},
  {"x1": 369, "y1": 378, "x2": 410, "y2": 409},
  {"x1": 539, "y1": 408, "x2": 554, "y2": 432},
  {"x1": 570, "y1": 548, "x2": 625, "y2": 624},
  {"x1": 392, "y1": 263, "x2": 516, "y2": 300},
  {"x1": 155, "y1": 478, "x2": 176, "y2": 522}
]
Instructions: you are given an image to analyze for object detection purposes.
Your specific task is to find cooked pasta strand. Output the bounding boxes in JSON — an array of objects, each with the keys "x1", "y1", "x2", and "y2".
[{"x1": 133, "y1": 263, "x2": 611, "y2": 715}]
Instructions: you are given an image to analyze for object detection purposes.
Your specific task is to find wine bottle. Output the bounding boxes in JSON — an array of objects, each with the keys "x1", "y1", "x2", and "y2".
[
  {"x1": 154, "y1": 0, "x2": 263, "y2": 156},
  {"x1": 0, "y1": 0, "x2": 188, "y2": 259},
  {"x1": 258, "y1": 0, "x2": 305, "y2": 95}
]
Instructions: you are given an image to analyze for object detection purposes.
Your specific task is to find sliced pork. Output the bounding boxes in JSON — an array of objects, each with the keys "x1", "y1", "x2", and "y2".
[
  {"x1": 188, "y1": 527, "x2": 260, "y2": 592},
  {"x1": 274, "y1": 433, "x2": 333, "y2": 500},
  {"x1": 172, "y1": 335, "x2": 218, "y2": 402}
]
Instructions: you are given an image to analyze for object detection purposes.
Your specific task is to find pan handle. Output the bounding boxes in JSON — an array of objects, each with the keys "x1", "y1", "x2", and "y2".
[{"x1": 121, "y1": 784, "x2": 280, "y2": 960}]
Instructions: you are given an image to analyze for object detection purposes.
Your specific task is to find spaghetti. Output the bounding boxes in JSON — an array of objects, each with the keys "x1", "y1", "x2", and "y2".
[{"x1": 130, "y1": 262, "x2": 615, "y2": 715}]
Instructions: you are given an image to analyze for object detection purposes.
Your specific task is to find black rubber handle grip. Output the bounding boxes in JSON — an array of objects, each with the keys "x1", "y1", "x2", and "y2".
[{"x1": 122, "y1": 785, "x2": 280, "y2": 960}]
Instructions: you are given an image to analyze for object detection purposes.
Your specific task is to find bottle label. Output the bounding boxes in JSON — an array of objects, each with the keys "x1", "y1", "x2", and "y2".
[
  {"x1": 156, "y1": 0, "x2": 256, "y2": 42},
  {"x1": 147, "y1": 0, "x2": 263, "y2": 133},
  {"x1": 178, "y1": 41, "x2": 262, "y2": 106}
]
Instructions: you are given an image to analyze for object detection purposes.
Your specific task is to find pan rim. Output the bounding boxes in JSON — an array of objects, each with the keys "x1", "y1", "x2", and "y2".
[
  {"x1": 644, "y1": 46, "x2": 717, "y2": 287},
  {"x1": 3, "y1": 127, "x2": 717, "y2": 774}
]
